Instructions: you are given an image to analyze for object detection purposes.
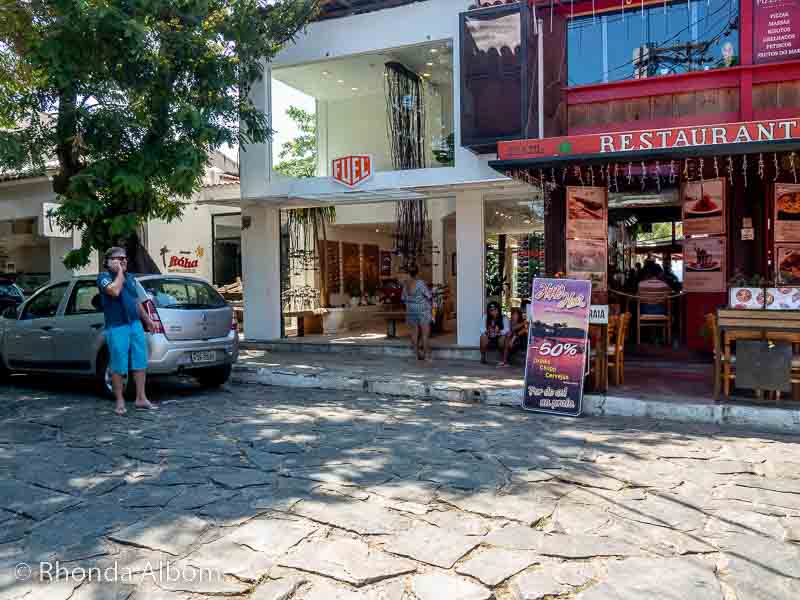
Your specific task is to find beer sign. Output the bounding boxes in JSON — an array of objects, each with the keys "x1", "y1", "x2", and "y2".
[{"x1": 332, "y1": 155, "x2": 373, "y2": 188}]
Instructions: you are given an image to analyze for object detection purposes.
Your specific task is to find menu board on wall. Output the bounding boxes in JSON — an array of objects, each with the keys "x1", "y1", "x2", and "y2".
[
  {"x1": 523, "y1": 278, "x2": 592, "y2": 417},
  {"x1": 774, "y1": 183, "x2": 800, "y2": 241},
  {"x1": 325, "y1": 241, "x2": 341, "y2": 293},
  {"x1": 566, "y1": 238, "x2": 607, "y2": 291},
  {"x1": 566, "y1": 186, "x2": 607, "y2": 239},
  {"x1": 684, "y1": 237, "x2": 727, "y2": 292},
  {"x1": 682, "y1": 178, "x2": 726, "y2": 236},
  {"x1": 776, "y1": 242, "x2": 800, "y2": 284},
  {"x1": 754, "y1": 0, "x2": 800, "y2": 64}
]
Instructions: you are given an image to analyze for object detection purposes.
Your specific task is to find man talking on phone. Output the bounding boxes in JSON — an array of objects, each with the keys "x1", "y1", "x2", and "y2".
[{"x1": 97, "y1": 247, "x2": 157, "y2": 415}]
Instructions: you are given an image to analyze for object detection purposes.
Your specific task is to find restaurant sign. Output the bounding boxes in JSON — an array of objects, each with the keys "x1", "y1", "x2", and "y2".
[
  {"x1": 523, "y1": 278, "x2": 592, "y2": 417},
  {"x1": 754, "y1": 0, "x2": 800, "y2": 64},
  {"x1": 331, "y1": 155, "x2": 373, "y2": 188},
  {"x1": 497, "y1": 118, "x2": 800, "y2": 161}
]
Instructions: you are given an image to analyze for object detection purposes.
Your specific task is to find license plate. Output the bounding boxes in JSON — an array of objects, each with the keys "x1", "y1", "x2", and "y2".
[{"x1": 191, "y1": 351, "x2": 217, "y2": 363}]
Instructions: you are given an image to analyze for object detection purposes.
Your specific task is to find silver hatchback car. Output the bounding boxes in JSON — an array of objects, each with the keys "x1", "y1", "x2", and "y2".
[{"x1": 0, "y1": 274, "x2": 239, "y2": 396}]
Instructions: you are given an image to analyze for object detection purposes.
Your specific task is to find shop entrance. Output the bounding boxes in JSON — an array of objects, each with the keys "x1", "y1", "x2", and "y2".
[{"x1": 278, "y1": 199, "x2": 458, "y2": 352}]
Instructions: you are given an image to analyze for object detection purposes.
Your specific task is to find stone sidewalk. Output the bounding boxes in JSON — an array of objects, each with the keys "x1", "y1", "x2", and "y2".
[
  {"x1": 234, "y1": 350, "x2": 800, "y2": 434},
  {"x1": 1, "y1": 378, "x2": 798, "y2": 599}
]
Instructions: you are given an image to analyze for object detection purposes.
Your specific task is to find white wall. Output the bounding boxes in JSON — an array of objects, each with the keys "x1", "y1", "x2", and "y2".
[
  {"x1": 146, "y1": 201, "x2": 239, "y2": 283},
  {"x1": 242, "y1": 204, "x2": 281, "y2": 340},
  {"x1": 319, "y1": 94, "x2": 393, "y2": 175},
  {"x1": 456, "y1": 189, "x2": 484, "y2": 346},
  {"x1": 241, "y1": 0, "x2": 506, "y2": 202}
]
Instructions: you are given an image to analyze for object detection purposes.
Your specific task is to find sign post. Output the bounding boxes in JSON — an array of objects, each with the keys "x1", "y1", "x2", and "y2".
[{"x1": 523, "y1": 278, "x2": 592, "y2": 416}]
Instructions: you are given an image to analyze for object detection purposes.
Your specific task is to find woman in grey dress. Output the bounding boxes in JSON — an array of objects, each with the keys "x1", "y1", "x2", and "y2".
[{"x1": 401, "y1": 265, "x2": 433, "y2": 361}]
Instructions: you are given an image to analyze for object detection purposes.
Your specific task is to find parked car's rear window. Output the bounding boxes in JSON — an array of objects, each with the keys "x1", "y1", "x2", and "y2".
[{"x1": 142, "y1": 278, "x2": 226, "y2": 309}]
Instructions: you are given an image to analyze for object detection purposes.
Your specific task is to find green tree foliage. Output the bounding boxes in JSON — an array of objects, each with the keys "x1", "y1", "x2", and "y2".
[
  {"x1": 0, "y1": 0, "x2": 317, "y2": 269},
  {"x1": 273, "y1": 105, "x2": 316, "y2": 178}
]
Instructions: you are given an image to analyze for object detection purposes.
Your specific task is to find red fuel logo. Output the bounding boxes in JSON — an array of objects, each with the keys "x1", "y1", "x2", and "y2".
[{"x1": 331, "y1": 155, "x2": 373, "y2": 188}]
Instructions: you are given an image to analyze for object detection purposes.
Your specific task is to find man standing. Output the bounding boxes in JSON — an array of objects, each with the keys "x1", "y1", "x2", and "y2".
[{"x1": 97, "y1": 246, "x2": 157, "y2": 415}]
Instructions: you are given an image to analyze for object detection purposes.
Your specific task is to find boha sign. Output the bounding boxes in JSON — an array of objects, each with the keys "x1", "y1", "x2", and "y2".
[{"x1": 523, "y1": 278, "x2": 592, "y2": 416}]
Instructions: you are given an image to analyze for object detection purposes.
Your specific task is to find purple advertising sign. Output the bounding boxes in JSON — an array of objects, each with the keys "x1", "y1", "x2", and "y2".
[
  {"x1": 523, "y1": 278, "x2": 592, "y2": 417},
  {"x1": 754, "y1": 0, "x2": 800, "y2": 64}
]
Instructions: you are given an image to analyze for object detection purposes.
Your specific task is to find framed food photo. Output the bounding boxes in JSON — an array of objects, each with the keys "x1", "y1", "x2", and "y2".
[
  {"x1": 566, "y1": 238, "x2": 607, "y2": 291},
  {"x1": 567, "y1": 187, "x2": 607, "y2": 240},
  {"x1": 774, "y1": 184, "x2": 800, "y2": 242},
  {"x1": 682, "y1": 178, "x2": 726, "y2": 236},
  {"x1": 683, "y1": 237, "x2": 726, "y2": 293}
]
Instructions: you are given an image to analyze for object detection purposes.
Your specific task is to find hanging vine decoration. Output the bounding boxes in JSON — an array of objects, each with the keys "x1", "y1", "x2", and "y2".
[
  {"x1": 683, "y1": 159, "x2": 690, "y2": 181},
  {"x1": 284, "y1": 207, "x2": 337, "y2": 309},
  {"x1": 640, "y1": 161, "x2": 647, "y2": 191},
  {"x1": 774, "y1": 152, "x2": 781, "y2": 181},
  {"x1": 654, "y1": 161, "x2": 662, "y2": 193},
  {"x1": 743, "y1": 154, "x2": 748, "y2": 188},
  {"x1": 669, "y1": 160, "x2": 676, "y2": 184},
  {"x1": 792, "y1": 152, "x2": 798, "y2": 184},
  {"x1": 758, "y1": 153, "x2": 765, "y2": 181},
  {"x1": 727, "y1": 155, "x2": 734, "y2": 186},
  {"x1": 699, "y1": 158, "x2": 704, "y2": 182},
  {"x1": 714, "y1": 156, "x2": 720, "y2": 179},
  {"x1": 589, "y1": 166, "x2": 595, "y2": 186},
  {"x1": 550, "y1": 167, "x2": 557, "y2": 188},
  {"x1": 384, "y1": 62, "x2": 426, "y2": 171},
  {"x1": 575, "y1": 165, "x2": 584, "y2": 185},
  {"x1": 614, "y1": 163, "x2": 620, "y2": 192},
  {"x1": 394, "y1": 198, "x2": 429, "y2": 271}
]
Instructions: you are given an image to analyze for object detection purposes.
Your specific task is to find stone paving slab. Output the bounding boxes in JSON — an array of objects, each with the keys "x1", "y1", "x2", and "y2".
[
  {"x1": 2, "y1": 378, "x2": 800, "y2": 599},
  {"x1": 235, "y1": 350, "x2": 800, "y2": 433}
]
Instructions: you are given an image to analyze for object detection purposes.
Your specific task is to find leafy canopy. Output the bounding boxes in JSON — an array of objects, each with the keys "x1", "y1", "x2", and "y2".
[
  {"x1": 273, "y1": 104, "x2": 316, "y2": 178},
  {"x1": 0, "y1": 0, "x2": 317, "y2": 268}
]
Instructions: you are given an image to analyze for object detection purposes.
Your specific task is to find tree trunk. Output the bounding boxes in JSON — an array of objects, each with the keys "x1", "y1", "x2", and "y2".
[{"x1": 125, "y1": 232, "x2": 161, "y2": 275}]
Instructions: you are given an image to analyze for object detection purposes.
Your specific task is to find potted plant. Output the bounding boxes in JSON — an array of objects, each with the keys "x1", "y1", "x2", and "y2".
[{"x1": 346, "y1": 280, "x2": 362, "y2": 306}]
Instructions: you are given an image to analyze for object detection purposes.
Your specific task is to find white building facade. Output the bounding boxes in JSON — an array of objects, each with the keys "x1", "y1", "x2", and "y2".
[{"x1": 241, "y1": 0, "x2": 543, "y2": 346}]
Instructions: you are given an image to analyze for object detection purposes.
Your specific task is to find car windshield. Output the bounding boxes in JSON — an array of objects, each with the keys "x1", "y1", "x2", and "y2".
[{"x1": 142, "y1": 278, "x2": 226, "y2": 309}]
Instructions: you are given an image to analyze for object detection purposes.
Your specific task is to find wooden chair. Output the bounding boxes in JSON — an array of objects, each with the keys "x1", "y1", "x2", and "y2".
[
  {"x1": 608, "y1": 313, "x2": 631, "y2": 385},
  {"x1": 636, "y1": 288, "x2": 672, "y2": 346}
]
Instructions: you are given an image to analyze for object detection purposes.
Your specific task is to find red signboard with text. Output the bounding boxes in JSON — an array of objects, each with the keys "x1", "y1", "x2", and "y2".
[
  {"x1": 497, "y1": 118, "x2": 800, "y2": 162},
  {"x1": 332, "y1": 155, "x2": 373, "y2": 188},
  {"x1": 754, "y1": 0, "x2": 800, "y2": 63}
]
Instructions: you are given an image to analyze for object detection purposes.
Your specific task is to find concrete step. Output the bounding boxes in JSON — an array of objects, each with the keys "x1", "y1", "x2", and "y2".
[
  {"x1": 241, "y1": 339, "x2": 482, "y2": 361},
  {"x1": 232, "y1": 354, "x2": 800, "y2": 435}
]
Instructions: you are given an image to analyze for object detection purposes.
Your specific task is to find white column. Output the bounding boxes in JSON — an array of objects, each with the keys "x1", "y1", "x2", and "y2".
[
  {"x1": 456, "y1": 189, "x2": 484, "y2": 346},
  {"x1": 240, "y1": 62, "x2": 273, "y2": 199},
  {"x1": 242, "y1": 204, "x2": 281, "y2": 340}
]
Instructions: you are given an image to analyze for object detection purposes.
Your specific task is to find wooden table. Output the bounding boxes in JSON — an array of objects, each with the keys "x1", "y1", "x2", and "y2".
[
  {"x1": 716, "y1": 308, "x2": 800, "y2": 400},
  {"x1": 589, "y1": 324, "x2": 609, "y2": 394},
  {"x1": 374, "y1": 308, "x2": 406, "y2": 338},
  {"x1": 284, "y1": 310, "x2": 326, "y2": 337}
]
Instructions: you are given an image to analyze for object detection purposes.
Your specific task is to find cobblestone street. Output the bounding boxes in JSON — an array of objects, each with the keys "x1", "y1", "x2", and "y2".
[{"x1": 1, "y1": 378, "x2": 799, "y2": 599}]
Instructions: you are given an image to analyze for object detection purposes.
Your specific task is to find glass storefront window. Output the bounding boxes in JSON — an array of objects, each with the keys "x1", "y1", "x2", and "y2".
[
  {"x1": 272, "y1": 40, "x2": 455, "y2": 177},
  {"x1": 212, "y1": 213, "x2": 242, "y2": 286},
  {"x1": 484, "y1": 194, "x2": 545, "y2": 312},
  {"x1": 568, "y1": 0, "x2": 739, "y2": 86}
]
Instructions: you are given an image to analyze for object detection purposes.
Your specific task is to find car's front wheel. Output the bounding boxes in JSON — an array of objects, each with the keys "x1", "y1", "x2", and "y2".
[{"x1": 194, "y1": 364, "x2": 232, "y2": 388}]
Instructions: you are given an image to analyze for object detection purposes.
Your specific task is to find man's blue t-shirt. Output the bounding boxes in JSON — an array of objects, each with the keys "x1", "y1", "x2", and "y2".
[{"x1": 96, "y1": 272, "x2": 141, "y2": 328}]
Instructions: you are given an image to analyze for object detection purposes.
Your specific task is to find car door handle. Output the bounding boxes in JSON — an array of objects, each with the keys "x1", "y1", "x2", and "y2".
[{"x1": 90, "y1": 323, "x2": 103, "y2": 330}]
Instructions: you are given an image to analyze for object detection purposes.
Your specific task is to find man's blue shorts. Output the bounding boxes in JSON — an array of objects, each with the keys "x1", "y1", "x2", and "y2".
[{"x1": 106, "y1": 321, "x2": 148, "y2": 375}]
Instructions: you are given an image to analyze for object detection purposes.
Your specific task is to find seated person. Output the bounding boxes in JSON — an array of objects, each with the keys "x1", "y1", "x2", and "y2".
[
  {"x1": 480, "y1": 301, "x2": 510, "y2": 364},
  {"x1": 498, "y1": 307, "x2": 528, "y2": 367}
]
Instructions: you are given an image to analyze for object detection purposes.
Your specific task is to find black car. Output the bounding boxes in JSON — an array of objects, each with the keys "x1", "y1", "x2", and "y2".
[{"x1": 0, "y1": 280, "x2": 24, "y2": 313}]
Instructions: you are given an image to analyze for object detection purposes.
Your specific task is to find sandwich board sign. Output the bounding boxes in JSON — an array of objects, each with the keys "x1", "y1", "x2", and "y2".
[{"x1": 523, "y1": 278, "x2": 592, "y2": 416}]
